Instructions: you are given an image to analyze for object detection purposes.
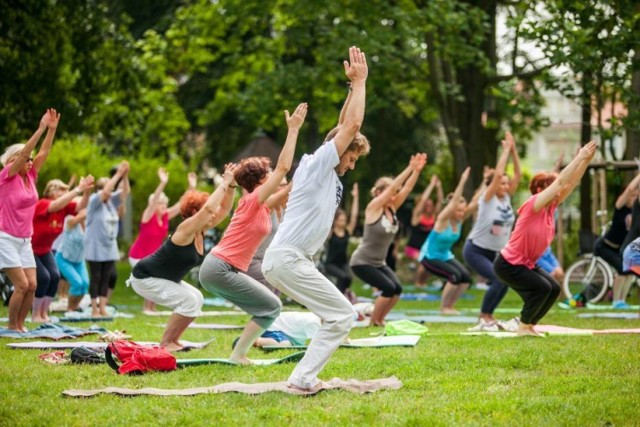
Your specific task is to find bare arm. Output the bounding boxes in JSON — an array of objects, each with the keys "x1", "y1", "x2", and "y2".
[
  {"x1": 466, "y1": 168, "x2": 492, "y2": 218},
  {"x1": 119, "y1": 165, "x2": 131, "y2": 203},
  {"x1": 534, "y1": 142, "x2": 597, "y2": 211},
  {"x1": 434, "y1": 167, "x2": 470, "y2": 231},
  {"x1": 366, "y1": 163, "x2": 414, "y2": 218},
  {"x1": 8, "y1": 112, "x2": 48, "y2": 177},
  {"x1": 392, "y1": 153, "x2": 428, "y2": 211},
  {"x1": 333, "y1": 47, "x2": 368, "y2": 157},
  {"x1": 508, "y1": 132, "x2": 522, "y2": 196},
  {"x1": 347, "y1": 183, "x2": 359, "y2": 235},
  {"x1": 257, "y1": 103, "x2": 307, "y2": 204},
  {"x1": 172, "y1": 164, "x2": 237, "y2": 244},
  {"x1": 485, "y1": 136, "x2": 512, "y2": 202},
  {"x1": 66, "y1": 209, "x2": 87, "y2": 229},
  {"x1": 32, "y1": 109, "x2": 61, "y2": 174},
  {"x1": 99, "y1": 161, "x2": 127, "y2": 203},
  {"x1": 168, "y1": 172, "x2": 197, "y2": 220},
  {"x1": 142, "y1": 168, "x2": 170, "y2": 223},
  {"x1": 411, "y1": 175, "x2": 437, "y2": 226},
  {"x1": 48, "y1": 176, "x2": 94, "y2": 213},
  {"x1": 338, "y1": 83, "x2": 353, "y2": 125},
  {"x1": 615, "y1": 172, "x2": 640, "y2": 209},
  {"x1": 265, "y1": 181, "x2": 292, "y2": 210}
]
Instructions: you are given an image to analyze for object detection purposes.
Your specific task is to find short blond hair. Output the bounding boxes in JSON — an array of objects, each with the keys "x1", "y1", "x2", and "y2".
[
  {"x1": 324, "y1": 127, "x2": 371, "y2": 156},
  {"x1": 148, "y1": 192, "x2": 169, "y2": 205},
  {"x1": 371, "y1": 176, "x2": 393, "y2": 196},
  {"x1": 43, "y1": 179, "x2": 70, "y2": 198},
  {"x1": 1, "y1": 144, "x2": 26, "y2": 166}
]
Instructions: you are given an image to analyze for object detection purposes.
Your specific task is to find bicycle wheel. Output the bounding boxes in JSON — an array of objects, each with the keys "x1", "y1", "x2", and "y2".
[{"x1": 563, "y1": 256, "x2": 610, "y2": 303}]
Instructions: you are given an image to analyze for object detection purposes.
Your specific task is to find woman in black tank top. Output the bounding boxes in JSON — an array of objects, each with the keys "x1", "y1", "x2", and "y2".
[{"x1": 129, "y1": 165, "x2": 237, "y2": 352}]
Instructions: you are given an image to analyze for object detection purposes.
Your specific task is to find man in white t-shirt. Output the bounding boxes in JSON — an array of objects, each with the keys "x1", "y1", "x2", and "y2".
[{"x1": 262, "y1": 46, "x2": 370, "y2": 392}]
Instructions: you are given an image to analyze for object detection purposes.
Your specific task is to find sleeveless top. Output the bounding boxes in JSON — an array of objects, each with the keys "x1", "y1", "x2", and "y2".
[
  {"x1": 406, "y1": 214, "x2": 435, "y2": 249},
  {"x1": 133, "y1": 237, "x2": 205, "y2": 283},
  {"x1": 419, "y1": 222, "x2": 462, "y2": 262},
  {"x1": 467, "y1": 192, "x2": 514, "y2": 251},
  {"x1": 350, "y1": 210, "x2": 399, "y2": 267},
  {"x1": 325, "y1": 230, "x2": 350, "y2": 265},
  {"x1": 59, "y1": 216, "x2": 85, "y2": 263},
  {"x1": 129, "y1": 212, "x2": 169, "y2": 259}
]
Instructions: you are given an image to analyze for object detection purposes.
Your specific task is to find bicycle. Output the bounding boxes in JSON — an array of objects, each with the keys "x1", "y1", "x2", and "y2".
[
  {"x1": 562, "y1": 211, "x2": 616, "y2": 305},
  {"x1": 0, "y1": 271, "x2": 13, "y2": 306}
]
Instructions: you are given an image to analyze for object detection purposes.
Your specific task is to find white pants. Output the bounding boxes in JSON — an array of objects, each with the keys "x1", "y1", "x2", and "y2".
[
  {"x1": 128, "y1": 274, "x2": 203, "y2": 318},
  {"x1": 263, "y1": 246, "x2": 355, "y2": 389}
]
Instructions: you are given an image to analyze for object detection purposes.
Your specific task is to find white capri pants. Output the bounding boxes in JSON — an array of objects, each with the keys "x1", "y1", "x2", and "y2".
[
  {"x1": 128, "y1": 274, "x2": 203, "y2": 318},
  {"x1": 0, "y1": 230, "x2": 36, "y2": 270}
]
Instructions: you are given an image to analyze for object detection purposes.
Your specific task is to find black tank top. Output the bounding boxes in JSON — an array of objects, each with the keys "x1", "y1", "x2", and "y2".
[
  {"x1": 604, "y1": 206, "x2": 632, "y2": 246},
  {"x1": 133, "y1": 237, "x2": 205, "y2": 282},
  {"x1": 325, "y1": 231, "x2": 350, "y2": 265}
]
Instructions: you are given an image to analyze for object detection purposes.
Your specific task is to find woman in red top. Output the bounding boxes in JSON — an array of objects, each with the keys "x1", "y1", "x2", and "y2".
[
  {"x1": 493, "y1": 141, "x2": 597, "y2": 336},
  {"x1": 129, "y1": 168, "x2": 197, "y2": 313},
  {"x1": 31, "y1": 176, "x2": 94, "y2": 322}
]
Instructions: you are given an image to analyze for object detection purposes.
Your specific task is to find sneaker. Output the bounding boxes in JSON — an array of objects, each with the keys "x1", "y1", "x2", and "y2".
[
  {"x1": 475, "y1": 282, "x2": 490, "y2": 291},
  {"x1": 612, "y1": 301, "x2": 631, "y2": 310},
  {"x1": 467, "y1": 319, "x2": 499, "y2": 332},
  {"x1": 497, "y1": 317, "x2": 520, "y2": 332}
]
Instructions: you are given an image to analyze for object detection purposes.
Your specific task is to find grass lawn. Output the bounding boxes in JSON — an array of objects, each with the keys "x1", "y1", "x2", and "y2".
[{"x1": 1, "y1": 262, "x2": 639, "y2": 426}]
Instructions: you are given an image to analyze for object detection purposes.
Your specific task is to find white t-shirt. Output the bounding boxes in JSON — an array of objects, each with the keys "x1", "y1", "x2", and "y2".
[
  {"x1": 270, "y1": 140, "x2": 342, "y2": 256},
  {"x1": 270, "y1": 312, "x2": 321, "y2": 345},
  {"x1": 467, "y1": 192, "x2": 514, "y2": 251}
]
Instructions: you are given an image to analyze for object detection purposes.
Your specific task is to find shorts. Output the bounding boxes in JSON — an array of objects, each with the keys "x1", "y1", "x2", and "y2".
[
  {"x1": 536, "y1": 247, "x2": 560, "y2": 274},
  {"x1": 0, "y1": 230, "x2": 36, "y2": 270}
]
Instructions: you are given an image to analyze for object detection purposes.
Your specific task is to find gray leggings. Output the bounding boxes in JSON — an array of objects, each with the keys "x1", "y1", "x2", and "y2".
[{"x1": 198, "y1": 254, "x2": 282, "y2": 329}]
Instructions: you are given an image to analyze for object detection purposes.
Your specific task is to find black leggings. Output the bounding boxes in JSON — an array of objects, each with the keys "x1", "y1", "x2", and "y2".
[
  {"x1": 351, "y1": 264, "x2": 402, "y2": 297},
  {"x1": 420, "y1": 258, "x2": 471, "y2": 285},
  {"x1": 594, "y1": 237, "x2": 625, "y2": 274},
  {"x1": 324, "y1": 262, "x2": 353, "y2": 293},
  {"x1": 88, "y1": 261, "x2": 116, "y2": 298},
  {"x1": 35, "y1": 252, "x2": 60, "y2": 298},
  {"x1": 493, "y1": 253, "x2": 560, "y2": 325}
]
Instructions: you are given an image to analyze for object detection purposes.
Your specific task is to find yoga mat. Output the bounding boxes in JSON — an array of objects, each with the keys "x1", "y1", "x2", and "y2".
[
  {"x1": 461, "y1": 325, "x2": 640, "y2": 338},
  {"x1": 62, "y1": 376, "x2": 403, "y2": 397},
  {"x1": 585, "y1": 303, "x2": 640, "y2": 310},
  {"x1": 60, "y1": 316, "x2": 113, "y2": 323},
  {"x1": 7, "y1": 339, "x2": 215, "y2": 350},
  {"x1": 577, "y1": 312, "x2": 640, "y2": 319},
  {"x1": 261, "y1": 335, "x2": 421, "y2": 351},
  {"x1": 182, "y1": 323, "x2": 243, "y2": 330},
  {"x1": 0, "y1": 324, "x2": 106, "y2": 340},
  {"x1": 176, "y1": 351, "x2": 306, "y2": 367},
  {"x1": 399, "y1": 293, "x2": 440, "y2": 301},
  {"x1": 142, "y1": 310, "x2": 245, "y2": 317},
  {"x1": 386, "y1": 313, "x2": 478, "y2": 324}
]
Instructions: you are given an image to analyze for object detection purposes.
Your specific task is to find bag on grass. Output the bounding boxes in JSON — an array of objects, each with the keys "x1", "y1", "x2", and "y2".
[
  {"x1": 70, "y1": 347, "x2": 106, "y2": 364},
  {"x1": 384, "y1": 320, "x2": 429, "y2": 336},
  {"x1": 105, "y1": 340, "x2": 177, "y2": 375}
]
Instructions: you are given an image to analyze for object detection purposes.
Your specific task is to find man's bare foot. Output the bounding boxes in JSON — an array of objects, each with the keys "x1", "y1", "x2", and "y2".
[
  {"x1": 287, "y1": 381, "x2": 327, "y2": 394},
  {"x1": 441, "y1": 308, "x2": 461, "y2": 315},
  {"x1": 163, "y1": 342, "x2": 185, "y2": 353},
  {"x1": 228, "y1": 356, "x2": 253, "y2": 365},
  {"x1": 517, "y1": 324, "x2": 545, "y2": 337}
]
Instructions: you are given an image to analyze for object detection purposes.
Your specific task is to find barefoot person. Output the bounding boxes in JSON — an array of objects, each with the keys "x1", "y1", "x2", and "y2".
[
  {"x1": 128, "y1": 166, "x2": 237, "y2": 352},
  {"x1": 419, "y1": 167, "x2": 474, "y2": 315},
  {"x1": 199, "y1": 103, "x2": 307, "y2": 364},
  {"x1": 262, "y1": 46, "x2": 370, "y2": 391},
  {"x1": 0, "y1": 108, "x2": 60, "y2": 332},
  {"x1": 493, "y1": 141, "x2": 597, "y2": 336},
  {"x1": 350, "y1": 153, "x2": 427, "y2": 325}
]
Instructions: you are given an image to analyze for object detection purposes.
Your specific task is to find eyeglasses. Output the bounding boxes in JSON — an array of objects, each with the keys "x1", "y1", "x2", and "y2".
[{"x1": 26, "y1": 158, "x2": 34, "y2": 162}]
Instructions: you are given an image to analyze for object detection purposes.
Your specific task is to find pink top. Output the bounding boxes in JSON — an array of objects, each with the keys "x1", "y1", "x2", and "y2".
[
  {"x1": 129, "y1": 212, "x2": 169, "y2": 260},
  {"x1": 212, "y1": 189, "x2": 271, "y2": 272},
  {"x1": 32, "y1": 198, "x2": 77, "y2": 255},
  {"x1": 501, "y1": 194, "x2": 557, "y2": 269},
  {"x1": 0, "y1": 166, "x2": 39, "y2": 238}
]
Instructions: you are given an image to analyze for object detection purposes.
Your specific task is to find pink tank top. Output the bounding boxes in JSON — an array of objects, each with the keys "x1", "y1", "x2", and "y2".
[{"x1": 129, "y1": 212, "x2": 169, "y2": 260}]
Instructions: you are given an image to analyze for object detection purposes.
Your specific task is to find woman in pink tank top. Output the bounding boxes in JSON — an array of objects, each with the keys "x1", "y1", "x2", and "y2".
[
  {"x1": 493, "y1": 142, "x2": 597, "y2": 336},
  {"x1": 129, "y1": 168, "x2": 196, "y2": 312}
]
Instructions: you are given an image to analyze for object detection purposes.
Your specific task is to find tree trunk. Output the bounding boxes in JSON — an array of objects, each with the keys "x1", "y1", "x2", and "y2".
[
  {"x1": 624, "y1": 48, "x2": 640, "y2": 161},
  {"x1": 580, "y1": 80, "x2": 593, "y2": 236}
]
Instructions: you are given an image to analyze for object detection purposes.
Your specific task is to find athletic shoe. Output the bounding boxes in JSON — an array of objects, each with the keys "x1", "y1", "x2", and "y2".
[
  {"x1": 467, "y1": 319, "x2": 499, "y2": 332},
  {"x1": 475, "y1": 282, "x2": 490, "y2": 291},
  {"x1": 497, "y1": 317, "x2": 520, "y2": 332},
  {"x1": 612, "y1": 301, "x2": 631, "y2": 310}
]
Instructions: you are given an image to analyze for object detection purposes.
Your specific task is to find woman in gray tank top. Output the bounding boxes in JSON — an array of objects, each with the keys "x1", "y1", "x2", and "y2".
[
  {"x1": 462, "y1": 133, "x2": 522, "y2": 331},
  {"x1": 351, "y1": 153, "x2": 427, "y2": 326}
]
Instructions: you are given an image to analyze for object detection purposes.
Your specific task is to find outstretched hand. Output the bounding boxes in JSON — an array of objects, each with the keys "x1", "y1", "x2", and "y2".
[
  {"x1": 461, "y1": 166, "x2": 471, "y2": 182},
  {"x1": 285, "y1": 103, "x2": 308, "y2": 131},
  {"x1": 343, "y1": 46, "x2": 368, "y2": 83},
  {"x1": 505, "y1": 131, "x2": 515, "y2": 151},
  {"x1": 158, "y1": 167, "x2": 169, "y2": 184},
  {"x1": 78, "y1": 175, "x2": 95, "y2": 192},
  {"x1": 578, "y1": 141, "x2": 598, "y2": 161},
  {"x1": 222, "y1": 163, "x2": 238, "y2": 187},
  {"x1": 410, "y1": 153, "x2": 428, "y2": 171},
  {"x1": 40, "y1": 108, "x2": 61, "y2": 130},
  {"x1": 187, "y1": 172, "x2": 197, "y2": 189},
  {"x1": 501, "y1": 136, "x2": 513, "y2": 152}
]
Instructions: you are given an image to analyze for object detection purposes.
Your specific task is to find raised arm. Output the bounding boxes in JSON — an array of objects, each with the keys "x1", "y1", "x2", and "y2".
[
  {"x1": 168, "y1": 172, "x2": 198, "y2": 220},
  {"x1": 99, "y1": 161, "x2": 127, "y2": 203},
  {"x1": 333, "y1": 46, "x2": 368, "y2": 157},
  {"x1": 434, "y1": 167, "x2": 470, "y2": 231},
  {"x1": 508, "y1": 132, "x2": 522, "y2": 196},
  {"x1": 65, "y1": 209, "x2": 87, "y2": 229},
  {"x1": 484, "y1": 136, "x2": 512, "y2": 201},
  {"x1": 265, "y1": 180, "x2": 292, "y2": 210},
  {"x1": 411, "y1": 175, "x2": 437, "y2": 226},
  {"x1": 173, "y1": 164, "x2": 238, "y2": 243},
  {"x1": 347, "y1": 183, "x2": 359, "y2": 235},
  {"x1": 467, "y1": 167, "x2": 492, "y2": 217},
  {"x1": 367, "y1": 162, "x2": 415, "y2": 216},
  {"x1": 392, "y1": 153, "x2": 428, "y2": 211},
  {"x1": 534, "y1": 141, "x2": 597, "y2": 211},
  {"x1": 119, "y1": 163, "x2": 131, "y2": 203},
  {"x1": 257, "y1": 103, "x2": 307, "y2": 204},
  {"x1": 338, "y1": 83, "x2": 353, "y2": 125},
  {"x1": 615, "y1": 172, "x2": 640, "y2": 209},
  {"x1": 32, "y1": 109, "x2": 60, "y2": 174},
  {"x1": 7, "y1": 111, "x2": 49, "y2": 177},
  {"x1": 48, "y1": 175, "x2": 94, "y2": 213},
  {"x1": 141, "y1": 168, "x2": 170, "y2": 223}
]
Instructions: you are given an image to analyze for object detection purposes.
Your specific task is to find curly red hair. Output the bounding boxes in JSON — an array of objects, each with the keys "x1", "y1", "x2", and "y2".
[
  {"x1": 529, "y1": 172, "x2": 558, "y2": 194},
  {"x1": 180, "y1": 190, "x2": 209, "y2": 219},
  {"x1": 235, "y1": 157, "x2": 271, "y2": 193}
]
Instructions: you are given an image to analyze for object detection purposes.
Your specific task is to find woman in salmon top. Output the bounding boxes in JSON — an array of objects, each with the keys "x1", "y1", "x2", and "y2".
[{"x1": 493, "y1": 141, "x2": 597, "y2": 336}]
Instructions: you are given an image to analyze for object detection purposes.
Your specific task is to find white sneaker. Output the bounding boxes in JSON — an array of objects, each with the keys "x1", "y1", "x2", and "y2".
[
  {"x1": 475, "y1": 282, "x2": 490, "y2": 291},
  {"x1": 467, "y1": 319, "x2": 499, "y2": 332},
  {"x1": 497, "y1": 317, "x2": 520, "y2": 332}
]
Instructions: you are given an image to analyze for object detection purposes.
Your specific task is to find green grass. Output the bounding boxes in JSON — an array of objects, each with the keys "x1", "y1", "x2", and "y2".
[{"x1": 1, "y1": 263, "x2": 639, "y2": 427}]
